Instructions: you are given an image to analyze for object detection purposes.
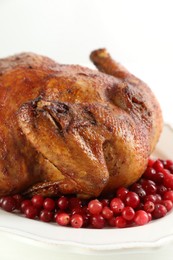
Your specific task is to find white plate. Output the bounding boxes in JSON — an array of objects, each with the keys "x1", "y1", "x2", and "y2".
[{"x1": 0, "y1": 124, "x2": 173, "y2": 260}]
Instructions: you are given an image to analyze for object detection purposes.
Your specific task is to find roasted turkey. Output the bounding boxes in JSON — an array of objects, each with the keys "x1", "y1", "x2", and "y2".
[{"x1": 0, "y1": 49, "x2": 162, "y2": 198}]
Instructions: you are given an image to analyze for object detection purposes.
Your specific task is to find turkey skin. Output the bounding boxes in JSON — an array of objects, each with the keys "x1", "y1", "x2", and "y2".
[{"x1": 0, "y1": 49, "x2": 162, "y2": 198}]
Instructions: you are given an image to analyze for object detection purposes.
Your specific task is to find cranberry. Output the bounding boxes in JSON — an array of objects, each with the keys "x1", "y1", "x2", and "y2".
[
  {"x1": 101, "y1": 206, "x2": 113, "y2": 219},
  {"x1": 110, "y1": 198, "x2": 124, "y2": 214},
  {"x1": 132, "y1": 187, "x2": 146, "y2": 200},
  {"x1": 144, "y1": 194, "x2": 157, "y2": 203},
  {"x1": 116, "y1": 187, "x2": 129, "y2": 201},
  {"x1": 168, "y1": 165, "x2": 173, "y2": 174},
  {"x1": 115, "y1": 216, "x2": 127, "y2": 228},
  {"x1": 122, "y1": 206, "x2": 135, "y2": 221},
  {"x1": 43, "y1": 198, "x2": 55, "y2": 211},
  {"x1": 163, "y1": 160, "x2": 173, "y2": 169},
  {"x1": 154, "y1": 194, "x2": 162, "y2": 203},
  {"x1": 0, "y1": 197, "x2": 4, "y2": 207},
  {"x1": 142, "y1": 180, "x2": 157, "y2": 195},
  {"x1": 31, "y1": 195, "x2": 44, "y2": 209},
  {"x1": 161, "y1": 200, "x2": 173, "y2": 212},
  {"x1": 57, "y1": 196, "x2": 69, "y2": 210},
  {"x1": 162, "y1": 169, "x2": 173, "y2": 189},
  {"x1": 20, "y1": 200, "x2": 33, "y2": 213},
  {"x1": 24, "y1": 205, "x2": 38, "y2": 219},
  {"x1": 13, "y1": 194, "x2": 23, "y2": 209},
  {"x1": 56, "y1": 212, "x2": 70, "y2": 226},
  {"x1": 130, "y1": 182, "x2": 142, "y2": 191},
  {"x1": 153, "y1": 172, "x2": 164, "y2": 184},
  {"x1": 90, "y1": 214, "x2": 105, "y2": 229},
  {"x1": 68, "y1": 197, "x2": 82, "y2": 210},
  {"x1": 163, "y1": 191, "x2": 173, "y2": 202},
  {"x1": 134, "y1": 210, "x2": 149, "y2": 226},
  {"x1": 71, "y1": 207, "x2": 84, "y2": 215},
  {"x1": 148, "y1": 158, "x2": 155, "y2": 167},
  {"x1": 82, "y1": 213, "x2": 90, "y2": 227},
  {"x1": 153, "y1": 160, "x2": 164, "y2": 172},
  {"x1": 70, "y1": 214, "x2": 83, "y2": 228},
  {"x1": 1, "y1": 196, "x2": 16, "y2": 212},
  {"x1": 136, "y1": 202, "x2": 144, "y2": 210},
  {"x1": 147, "y1": 213, "x2": 152, "y2": 222},
  {"x1": 124, "y1": 192, "x2": 140, "y2": 208},
  {"x1": 143, "y1": 167, "x2": 156, "y2": 180},
  {"x1": 157, "y1": 185, "x2": 167, "y2": 195},
  {"x1": 108, "y1": 216, "x2": 117, "y2": 227},
  {"x1": 152, "y1": 204, "x2": 167, "y2": 219},
  {"x1": 39, "y1": 209, "x2": 53, "y2": 222},
  {"x1": 100, "y1": 199, "x2": 109, "y2": 207},
  {"x1": 144, "y1": 201, "x2": 155, "y2": 213},
  {"x1": 88, "y1": 199, "x2": 103, "y2": 215}
]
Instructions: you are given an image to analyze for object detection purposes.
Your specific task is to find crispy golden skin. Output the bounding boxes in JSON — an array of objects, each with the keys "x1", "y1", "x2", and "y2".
[{"x1": 0, "y1": 49, "x2": 162, "y2": 198}]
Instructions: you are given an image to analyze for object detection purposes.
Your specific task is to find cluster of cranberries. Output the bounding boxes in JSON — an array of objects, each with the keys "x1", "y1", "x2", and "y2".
[{"x1": 1, "y1": 158, "x2": 173, "y2": 229}]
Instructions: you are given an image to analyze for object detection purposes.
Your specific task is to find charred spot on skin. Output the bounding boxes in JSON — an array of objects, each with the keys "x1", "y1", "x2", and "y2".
[
  {"x1": 27, "y1": 65, "x2": 33, "y2": 69},
  {"x1": 83, "y1": 108, "x2": 97, "y2": 125},
  {"x1": 67, "y1": 89, "x2": 73, "y2": 94},
  {"x1": 77, "y1": 72, "x2": 88, "y2": 77}
]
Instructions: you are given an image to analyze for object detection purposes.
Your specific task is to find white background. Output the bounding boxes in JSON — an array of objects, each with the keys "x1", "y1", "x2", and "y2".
[{"x1": 0, "y1": 0, "x2": 172, "y2": 125}]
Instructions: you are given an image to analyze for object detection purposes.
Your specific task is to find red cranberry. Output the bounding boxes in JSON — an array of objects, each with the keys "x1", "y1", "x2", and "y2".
[
  {"x1": 162, "y1": 169, "x2": 173, "y2": 189},
  {"x1": 56, "y1": 212, "x2": 70, "y2": 226},
  {"x1": 115, "y1": 216, "x2": 127, "y2": 228},
  {"x1": 136, "y1": 202, "x2": 144, "y2": 210},
  {"x1": 100, "y1": 199, "x2": 109, "y2": 207},
  {"x1": 90, "y1": 214, "x2": 105, "y2": 229},
  {"x1": 71, "y1": 207, "x2": 84, "y2": 215},
  {"x1": 154, "y1": 194, "x2": 162, "y2": 203},
  {"x1": 144, "y1": 194, "x2": 157, "y2": 203},
  {"x1": 68, "y1": 197, "x2": 82, "y2": 210},
  {"x1": 108, "y1": 216, "x2": 117, "y2": 227},
  {"x1": 142, "y1": 180, "x2": 157, "y2": 195},
  {"x1": 116, "y1": 187, "x2": 129, "y2": 201},
  {"x1": 163, "y1": 191, "x2": 173, "y2": 202},
  {"x1": 31, "y1": 195, "x2": 44, "y2": 209},
  {"x1": 24, "y1": 205, "x2": 38, "y2": 219},
  {"x1": 124, "y1": 192, "x2": 140, "y2": 208},
  {"x1": 70, "y1": 214, "x2": 83, "y2": 228},
  {"x1": 122, "y1": 206, "x2": 135, "y2": 221},
  {"x1": 101, "y1": 206, "x2": 113, "y2": 219},
  {"x1": 147, "y1": 213, "x2": 152, "y2": 222},
  {"x1": 153, "y1": 160, "x2": 164, "y2": 172},
  {"x1": 110, "y1": 198, "x2": 124, "y2": 214},
  {"x1": 81, "y1": 213, "x2": 90, "y2": 228},
  {"x1": 168, "y1": 165, "x2": 173, "y2": 173},
  {"x1": 40, "y1": 210, "x2": 53, "y2": 222},
  {"x1": 161, "y1": 200, "x2": 173, "y2": 212},
  {"x1": 163, "y1": 160, "x2": 173, "y2": 169},
  {"x1": 148, "y1": 158, "x2": 155, "y2": 167},
  {"x1": 1, "y1": 196, "x2": 16, "y2": 212},
  {"x1": 143, "y1": 167, "x2": 156, "y2": 180},
  {"x1": 57, "y1": 196, "x2": 69, "y2": 210},
  {"x1": 144, "y1": 201, "x2": 155, "y2": 213},
  {"x1": 20, "y1": 200, "x2": 32, "y2": 213},
  {"x1": 88, "y1": 199, "x2": 103, "y2": 215},
  {"x1": 130, "y1": 182, "x2": 142, "y2": 191},
  {"x1": 153, "y1": 172, "x2": 164, "y2": 184},
  {"x1": 0, "y1": 197, "x2": 4, "y2": 207},
  {"x1": 134, "y1": 210, "x2": 149, "y2": 226},
  {"x1": 132, "y1": 187, "x2": 146, "y2": 200},
  {"x1": 43, "y1": 198, "x2": 55, "y2": 211},
  {"x1": 152, "y1": 204, "x2": 167, "y2": 219},
  {"x1": 157, "y1": 185, "x2": 167, "y2": 195},
  {"x1": 13, "y1": 194, "x2": 23, "y2": 209}
]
